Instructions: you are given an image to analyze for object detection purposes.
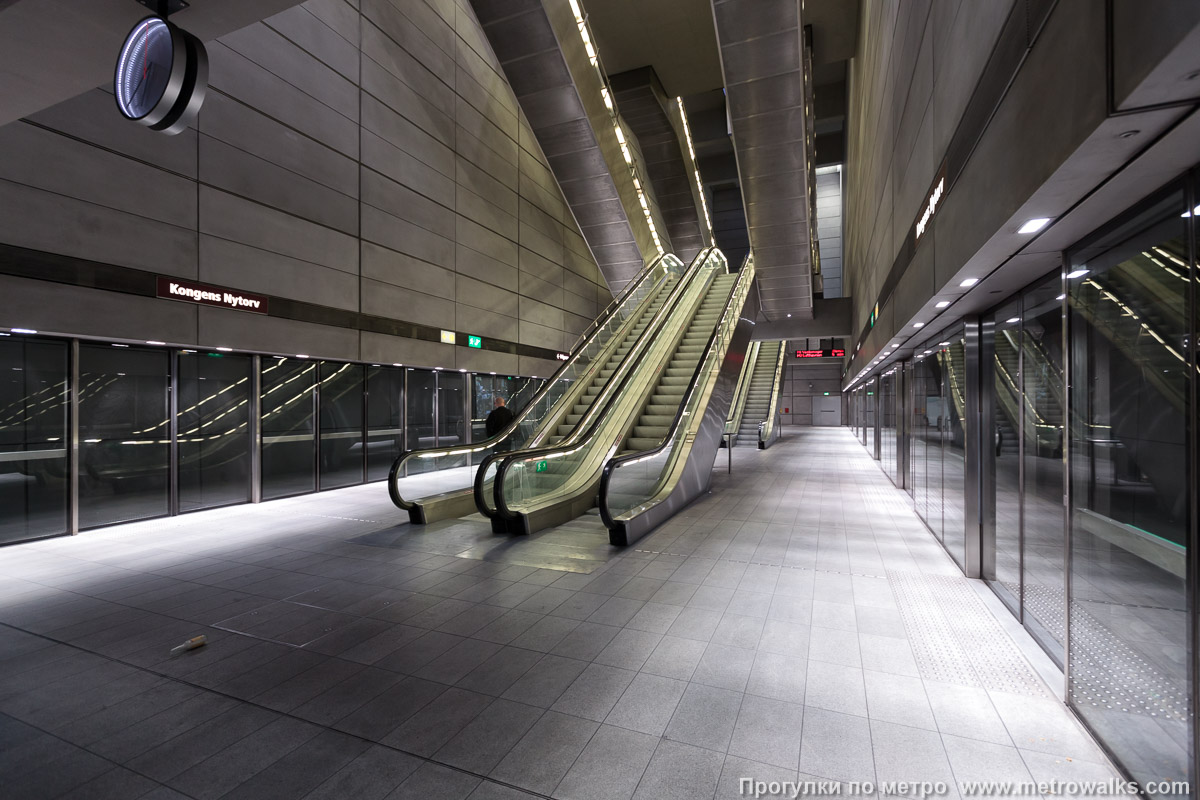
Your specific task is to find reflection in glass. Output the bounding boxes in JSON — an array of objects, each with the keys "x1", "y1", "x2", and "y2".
[
  {"x1": 863, "y1": 379, "x2": 876, "y2": 453},
  {"x1": 437, "y1": 371, "x2": 466, "y2": 447},
  {"x1": 261, "y1": 357, "x2": 316, "y2": 499},
  {"x1": 1067, "y1": 189, "x2": 1191, "y2": 794},
  {"x1": 940, "y1": 331, "x2": 967, "y2": 568},
  {"x1": 178, "y1": 352, "x2": 251, "y2": 512},
  {"x1": 366, "y1": 366, "x2": 404, "y2": 482},
  {"x1": 405, "y1": 369, "x2": 437, "y2": 474},
  {"x1": 0, "y1": 337, "x2": 69, "y2": 543},
  {"x1": 879, "y1": 369, "x2": 898, "y2": 483},
  {"x1": 987, "y1": 298, "x2": 1024, "y2": 617},
  {"x1": 1022, "y1": 277, "x2": 1065, "y2": 657},
  {"x1": 319, "y1": 362, "x2": 364, "y2": 490},
  {"x1": 79, "y1": 345, "x2": 170, "y2": 528}
]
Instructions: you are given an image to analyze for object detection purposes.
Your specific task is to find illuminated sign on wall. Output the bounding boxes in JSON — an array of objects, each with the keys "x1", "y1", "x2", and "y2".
[
  {"x1": 440, "y1": 330, "x2": 456, "y2": 345},
  {"x1": 467, "y1": 335, "x2": 482, "y2": 349},
  {"x1": 795, "y1": 349, "x2": 846, "y2": 359},
  {"x1": 913, "y1": 162, "x2": 948, "y2": 241},
  {"x1": 156, "y1": 277, "x2": 268, "y2": 314},
  {"x1": 555, "y1": 352, "x2": 570, "y2": 361}
]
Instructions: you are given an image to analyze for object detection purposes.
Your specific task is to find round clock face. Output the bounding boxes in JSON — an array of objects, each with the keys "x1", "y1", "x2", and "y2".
[{"x1": 115, "y1": 18, "x2": 175, "y2": 121}]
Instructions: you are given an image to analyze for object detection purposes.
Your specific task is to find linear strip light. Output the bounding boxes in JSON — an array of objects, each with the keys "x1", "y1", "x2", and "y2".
[
  {"x1": 567, "y1": 0, "x2": 664, "y2": 256},
  {"x1": 676, "y1": 97, "x2": 713, "y2": 244}
]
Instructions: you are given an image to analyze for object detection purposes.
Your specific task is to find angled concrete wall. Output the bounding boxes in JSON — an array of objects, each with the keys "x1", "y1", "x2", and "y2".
[{"x1": 0, "y1": 0, "x2": 612, "y2": 378}]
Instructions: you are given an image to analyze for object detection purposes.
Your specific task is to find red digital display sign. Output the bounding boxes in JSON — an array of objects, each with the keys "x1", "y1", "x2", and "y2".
[{"x1": 795, "y1": 349, "x2": 846, "y2": 359}]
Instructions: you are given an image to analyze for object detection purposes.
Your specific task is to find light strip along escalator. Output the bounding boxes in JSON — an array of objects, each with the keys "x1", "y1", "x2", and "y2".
[
  {"x1": 387, "y1": 253, "x2": 684, "y2": 524},
  {"x1": 483, "y1": 248, "x2": 730, "y2": 535},
  {"x1": 599, "y1": 254, "x2": 756, "y2": 545}
]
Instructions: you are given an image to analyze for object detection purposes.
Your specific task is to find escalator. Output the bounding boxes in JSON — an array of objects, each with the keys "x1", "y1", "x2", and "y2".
[
  {"x1": 480, "y1": 249, "x2": 755, "y2": 541},
  {"x1": 732, "y1": 340, "x2": 784, "y2": 449},
  {"x1": 386, "y1": 253, "x2": 686, "y2": 524}
]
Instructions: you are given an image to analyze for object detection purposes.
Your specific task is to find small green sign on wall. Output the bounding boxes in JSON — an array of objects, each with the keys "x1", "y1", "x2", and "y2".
[
  {"x1": 536, "y1": 460, "x2": 548, "y2": 473},
  {"x1": 467, "y1": 335, "x2": 482, "y2": 349}
]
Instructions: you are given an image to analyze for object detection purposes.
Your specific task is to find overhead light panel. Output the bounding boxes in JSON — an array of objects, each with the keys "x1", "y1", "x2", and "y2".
[
  {"x1": 913, "y1": 322, "x2": 925, "y2": 328},
  {"x1": 1018, "y1": 217, "x2": 1051, "y2": 234},
  {"x1": 1066, "y1": 269, "x2": 1089, "y2": 279},
  {"x1": 935, "y1": 300, "x2": 950, "y2": 308},
  {"x1": 959, "y1": 278, "x2": 979, "y2": 288}
]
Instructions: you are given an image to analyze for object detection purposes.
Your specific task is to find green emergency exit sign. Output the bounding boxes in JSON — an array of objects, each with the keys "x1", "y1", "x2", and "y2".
[
  {"x1": 467, "y1": 335, "x2": 482, "y2": 349},
  {"x1": 536, "y1": 460, "x2": 548, "y2": 473}
]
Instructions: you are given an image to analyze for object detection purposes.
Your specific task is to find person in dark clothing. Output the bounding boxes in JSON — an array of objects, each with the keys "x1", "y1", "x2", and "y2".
[{"x1": 485, "y1": 396, "x2": 514, "y2": 438}]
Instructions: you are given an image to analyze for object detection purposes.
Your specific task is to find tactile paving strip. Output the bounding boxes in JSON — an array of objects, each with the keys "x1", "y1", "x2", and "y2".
[
  {"x1": 1065, "y1": 598, "x2": 1190, "y2": 722},
  {"x1": 890, "y1": 570, "x2": 1049, "y2": 696}
]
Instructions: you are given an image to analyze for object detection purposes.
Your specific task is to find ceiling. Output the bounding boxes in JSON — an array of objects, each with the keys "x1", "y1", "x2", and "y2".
[
  {"x1": 585, "y1": 0, "x2": 724, "y2": 98},
  {"x1": 0, "y1": 0, "x2": 307, "y2": 127}
]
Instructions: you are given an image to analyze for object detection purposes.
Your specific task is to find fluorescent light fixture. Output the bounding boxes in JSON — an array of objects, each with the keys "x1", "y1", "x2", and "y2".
[
  {"x1": 392, "y1": 363, "x2": 402, "y2": 367},
  {"x1": 935, "y1": 300, "x2": 950, "y2": 308},
  {"x1": 181, "y1": 349, "x2": 196, "y2": 354},
  {"x1": 938, "y1": 342, "x2": 950, "y2": 347},
  {"x1": 1182, "y1": 205, "x2": 1200, "y2": 218},
  {"x1": 959, "y1": 278, "x2": 979, "y2": 288},
  {"x1": 146, "y1": 340, "x2": 166, "y2": 346},
  {"x1": 923, "y1": 350, "x2": 932, "y2": 355},
  {"x1": 1066, "y1": 269, "x2": 1089, "y2": 279},
  {"x1": 489, "y1": 372, "x2": 496, "y2": 375},
  {"x1": 296, "y1": 354, "x2": 309, "y2": 359},
  {"x1": 112, "y1": 343, "x2": 129, "y2": 348},
  {"x1": 1006, "y1": 317, "x2": 1020, "y2": 324},
  {"x1": 1018, "y1": 217, "x2": 1051, "y2": 234},
  {"x1": 787, "y1": 314, "x2": 791, "y2": 318},
  {"x1": 1057, "y1": 294, "x2": 1066, "y2": 301},
  {"x1": 216, "y1": 347, "x2": 232, "y2": 352},
  {"x1": 10, "y1": 328, "x2": 36, "y2": 334},
  {"x1": 913, "y1": 322, "x2": 925, "y2": 328},
  {"x1": 459, "y1": 368, "x2": 467, "y2": 372}
]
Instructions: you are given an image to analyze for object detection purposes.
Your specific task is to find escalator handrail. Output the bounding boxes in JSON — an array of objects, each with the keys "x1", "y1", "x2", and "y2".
[
  {"x1": 598, "y1": 253, "x2": 754, "y2": 530},
  {"x1": 387, "y1": 253, "x2": 675, "y2": 511},
  {"x1": 484, "y1": 248, "x2": 722, "y2": 522}
]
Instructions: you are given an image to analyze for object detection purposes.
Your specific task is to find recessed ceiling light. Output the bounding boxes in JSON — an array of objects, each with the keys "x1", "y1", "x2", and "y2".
[
  {"x1": 10, "y1": 328, "x2": 36, "y2": 334},
  {"x1": 296, "y1": 354, "x2": 309, "y2": 359},
  {"x1": 112, "y1": 343, "x2": 129, "y2": 348},
  {"x1": 923, "y1": 350, "x2": 932, "y2": 355},
  {"x1": 959, "y1": 278, "x2": 979, "y2": 288},
  {"x1": 913, "y1": 322, "x2": 924, "y2": 328},
  {"x1": 1018, "y1": 217, "x2": 1051, "y2": 234},
  {"x1": 1066, "y1": 268, "x2": 1089, "y2": 279},
  {"x1": 459, "y1": 368, "x2": 467, "y2": 372},
  {"x1": 393, "y1": 363, "x2": 402, "y2": 367},
  {"x1": 787, "y1": 313, "x2": 791, "y2": 318},
  {"x1": 939, "y1": 342, "x2": 950, "y2": 346},
  {"x1": 216, "y1": 347, "x2": 232, "y2": 352},
  {"x1": 1056, "y1": 294, "x2": 1066, "y2": 301},
  {"x1": 1182, "y1": 204, "x2": 1200, "y2": 218},
  {"x1": 1006, "y1": 317, "x2": 1020, "y2": 324},
  {"x1": 935, "y1": 300, "x2": 950, "y2": 308},
  {"x1": 146, "y1": 340, "x2": 166, "y2": 346}
]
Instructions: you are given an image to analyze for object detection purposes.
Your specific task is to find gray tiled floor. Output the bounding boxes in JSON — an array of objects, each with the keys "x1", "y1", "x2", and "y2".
[{"x1": 0, "y1": 428, "x2": 1119, "y2": 799}]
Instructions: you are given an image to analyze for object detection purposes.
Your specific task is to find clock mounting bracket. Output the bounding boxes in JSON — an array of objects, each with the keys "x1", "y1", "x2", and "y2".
[{"x1": 135, "y1": 0, "x2": 190, "y2": 18}]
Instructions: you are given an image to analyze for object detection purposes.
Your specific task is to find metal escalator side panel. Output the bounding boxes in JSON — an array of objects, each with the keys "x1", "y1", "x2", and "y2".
[
  {"x1": 477, "y1": 248, "x2": 721, "y2": 523},
  {"x1": 601, "y1": 254, "x2": 759, "y2": 545}
]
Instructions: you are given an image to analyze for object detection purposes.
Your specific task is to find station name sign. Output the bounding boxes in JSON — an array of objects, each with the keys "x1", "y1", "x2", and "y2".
[
  {"x1": 913, "y1": 161, "x2": 948, "y2": 242},
  {"x1": 156, "y1": 277, "x2": 269, "y2": 314},
  {"x1": 796, "y1": 349, "x2": 846, "y2": 359}
]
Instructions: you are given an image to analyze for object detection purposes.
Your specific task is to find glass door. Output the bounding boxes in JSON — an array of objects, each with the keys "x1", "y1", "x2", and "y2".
[
  {"x1": 177, "y1": 351, "x2": 251, "y2": 512},
  {"x1": 261, "y1": 357, "x2": 317, "y2": 499},
  {"x1": 319, "y1": 361, "x2": 364, "y2": 490}
]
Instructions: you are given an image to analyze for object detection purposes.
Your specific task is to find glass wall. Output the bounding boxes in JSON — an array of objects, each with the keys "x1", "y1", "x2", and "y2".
[
  {"x1": 366, "y1": 365, "x2": 404, "y2": 482},
  {"x1": 0, "y1": 335, "x2": 547, "y2": 540},
  {"x1": 261, "y1": 356, "x2": 317, "y2": 500},
  {"x1": 178, "y1": 352, "x2": 251, "y2": 512},
  {"x1": 319, "y1": 361, "x2": 364, "y2": 490},
  {"x1": 879, "y1": 368, "x2": 898, "y2": 483},
  {"x1": 79, "y1": 345, "x2": 170, "y2": 528},
  {"x1": 939, "y1": 329, "x2": 968, "y2": 569},
  {"x1": 0, "y1": 336, "x2": 68, "y2": 544},
  {"x1": 863, "y1": 378, "x2": 876, "y2": 451},
  {"x1": 1066, "y1": 186, "x2": 1192, "y2": 794}
]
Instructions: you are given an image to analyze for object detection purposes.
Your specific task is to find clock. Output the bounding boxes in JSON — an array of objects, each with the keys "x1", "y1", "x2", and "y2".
[{"x1": 114, "y1": 16, "x2": 208, "y2": 135}]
